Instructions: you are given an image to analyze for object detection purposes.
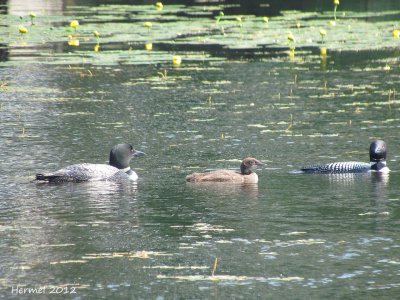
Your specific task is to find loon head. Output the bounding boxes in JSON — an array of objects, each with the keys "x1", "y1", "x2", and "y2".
[
  {"x1": 109, "y1": 144, "x2": 145, "y2": 170},
  {"x1": 369, "y1": 140, "x2": 387, "y2": 163},
  {"x1": 240, "y1": 157, "x2": 264, "y2": 175}
]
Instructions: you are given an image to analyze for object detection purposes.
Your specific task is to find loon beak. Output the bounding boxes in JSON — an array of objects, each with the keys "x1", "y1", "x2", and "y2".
[
  {"x1": 133, "y1": 150, "x2": 146, "y2": 157},
  {"x1": 255, "y1": 159, "x2": 264, "y2": 166}
]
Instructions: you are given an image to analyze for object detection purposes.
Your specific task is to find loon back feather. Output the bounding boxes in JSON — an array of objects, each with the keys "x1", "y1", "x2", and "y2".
[{"x1": 301, "y1": 162, "x2": 371, "y2": 174}]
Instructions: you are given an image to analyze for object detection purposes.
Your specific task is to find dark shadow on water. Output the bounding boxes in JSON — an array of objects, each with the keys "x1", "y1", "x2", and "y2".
[{"x1": 0, "y1": 44, "x2": 8, "y2": 62}]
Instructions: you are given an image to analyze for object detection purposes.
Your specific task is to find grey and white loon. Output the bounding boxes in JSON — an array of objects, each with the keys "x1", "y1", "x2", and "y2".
[
  {"x1": 300, "y1": 140, "x2": 390, "y2": 174},
  {"x1": 34, "y1": 143, "x2": 145, "y2": 183}
]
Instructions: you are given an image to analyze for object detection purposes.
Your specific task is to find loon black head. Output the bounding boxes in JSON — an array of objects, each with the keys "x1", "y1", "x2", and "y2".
[
  {"x1": 109, "y1": 144, "x2": 145, "y2": 170},
  {"x1": 369, "y1": 140, "x2": 387, "y2": 163},
  {"x1": 240, "y1": 157, "x2": 264, "y2": 175}
]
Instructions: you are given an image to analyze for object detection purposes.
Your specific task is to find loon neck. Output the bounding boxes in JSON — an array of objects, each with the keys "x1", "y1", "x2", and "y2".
[
  {"x1": 240, "y1": 165, "x2": 253, "y2": 175},
  {"x1": 121, "y1": 166, "x2": 131, "y2": 173},
  {"x1": 370, "y1": 161, "x2": 387, "y2": 171},
  {"x1": 121, "y1": 167, "x2": 139, "y2": 180}
]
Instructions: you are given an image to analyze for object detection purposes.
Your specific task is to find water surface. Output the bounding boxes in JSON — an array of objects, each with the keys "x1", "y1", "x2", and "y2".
[{"x1": 1, "y1": 1, "x2": 400, "y2": 299}]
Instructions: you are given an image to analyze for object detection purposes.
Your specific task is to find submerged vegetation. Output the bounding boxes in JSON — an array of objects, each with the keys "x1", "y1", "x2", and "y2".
[{"x1": 0, "y1": 1, "x2": 399, "y2": 66}]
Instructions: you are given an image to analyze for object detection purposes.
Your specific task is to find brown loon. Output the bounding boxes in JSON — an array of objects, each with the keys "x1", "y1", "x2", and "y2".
[{"x1": 186, "y1": 157, "x2": 264, "y2": 183}]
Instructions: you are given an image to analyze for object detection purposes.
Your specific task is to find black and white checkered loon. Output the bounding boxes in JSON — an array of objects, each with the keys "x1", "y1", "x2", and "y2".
[
  {"x1": 34, "y1": 144, "x2": 145, "y2": 183},
  {"x1": 300, "y1": 140, "x2": 390, "y2": 174}
]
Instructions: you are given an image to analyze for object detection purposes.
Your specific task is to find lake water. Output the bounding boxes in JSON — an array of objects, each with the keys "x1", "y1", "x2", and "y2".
[{"x1": 1, "y1": 1, "x2": 400, "y2": 299}]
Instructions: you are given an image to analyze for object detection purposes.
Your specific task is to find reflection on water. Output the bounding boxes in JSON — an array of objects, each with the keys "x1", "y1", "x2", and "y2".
[
  {"x1": 186, "y1": 182, "x2": 259, "y2": 199},
  {"x1": 324, "y1": 172, "x2": 390, "y2": 187},
  {"x1": 8, "y1": 0, "x2": 63, "y2": 15},
  {"x1": 33, "y1": 179, "x2": 139, "y2": 197}
]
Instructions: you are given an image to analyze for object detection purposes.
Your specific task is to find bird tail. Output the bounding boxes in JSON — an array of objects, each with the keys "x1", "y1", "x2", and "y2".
[{"x1": 35, "y1": 173, "x2": 49, "y2": 181}]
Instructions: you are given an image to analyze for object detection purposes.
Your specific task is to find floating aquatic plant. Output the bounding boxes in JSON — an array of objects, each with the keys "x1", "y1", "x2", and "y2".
[
  {"x1": 287, "y1": 32, "x2": 295, "y2": 43},
  {"x1": 319, "y1": 28, "x2": 327, "y2": 43},
  {"x1": 144, "y1": 21, "x2": 153, "y2": 47},
  {"x1": 211, "y1": 258, "x2": 218, "y2": 277},
  {"x1": 235, "y1": 16, "x2": 242, "y2": 27},
  {"x1": 215, "y1": 11, "x2": 225, "y2": 34},
  {"x1": 69, "y1": 20, "x2": 79, "y2": 32},
  {"x1": 319, "y1": 28, "x2": 328, "y2": 56},
  {"x1": 287, "y1": 32, "x2": 296, "y2": 57},
  {"x1": 2, "y1": 4, "x2": 400, "y2": 66},
  {"x1": 0, "y1": 81, "x2": 8, "y2": 91},
  {"x1": 157, "y1": 69, "x2": 167, "y2": 79},
  {"x1": 68, "y1": 35, "x2": 79, "y2": 46},
  {"x1": 92, "y1": 31, "x2": 100, "y2": 51},
  {"x1": 155, "y1": 2, "x2": 163, "y2": 11},
  {"x1": 145, "y1": 42, "x2": 153, "y2": 50},
  {"x1": 392, "y1": 28, "x2": 399, "y2": 38},
  {"x1": 20, "y1": 126, "x2": 26, "y2": 138},
  {"x1": 29, "y1": 12, "x2": 36, "y2": 26},
  {"x1": 333, "y1": 0, "x2": 340, "y2": 21},
  {"x1": 215, "y1": 11, "x2": 224, "y2": 23},
  {"x1": 18, "y1": 25, "x2": 28, "y2": 34},
  {"x1": 172, "y1": 55, "x2": 182, "y2": 65}
]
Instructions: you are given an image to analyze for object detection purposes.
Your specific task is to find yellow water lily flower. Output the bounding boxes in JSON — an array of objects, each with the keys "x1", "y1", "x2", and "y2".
[
  {"x1": 19, "y1": 25, "x2": 28, "y2": 34},
  {"x1": 29, "y1": 12, "x2": 36, "y2": 25},
  {"x1": 329, "y1": 20, "x2": 336, "y2": 26},
  {"x1": 69, "y1": 20, "x2": 79, "y2": 29},
  {"x1": 287, "y1": 32, "x2": 295, "y2": 42},
  {"x1": 145, "y1": 42, "x2": 153, "y2": 50},
  {"x1": 144, "y1": 22, "x2": 152, "y2": 28},
  {"x1": 392, "y1": 29, "x2": 399, "y2": 38},
  {"x1": 320, "y1": 47, "x2": 327, "y2": 56},
  {"x1": 263, "y1": 17, "x2": 269, "y2": 23},
  {"x1": 172, "y1": 55, "x2": 182, "y2": 65},
  {"x1": 68, "y1": 35, "x2": 79, "y2": 46},
  {"x1": 155, "y1": 2, "x2": 163, "y2": 10},
  {"x1": 319, "y1": 29, "x2": 327, "y2": 37},
  {"x1": 334, "y1": 0, "x2": 340, "y2": 5},
  {"x1": 93, "y1": 31, "x2": 100, "y2": 38}
]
